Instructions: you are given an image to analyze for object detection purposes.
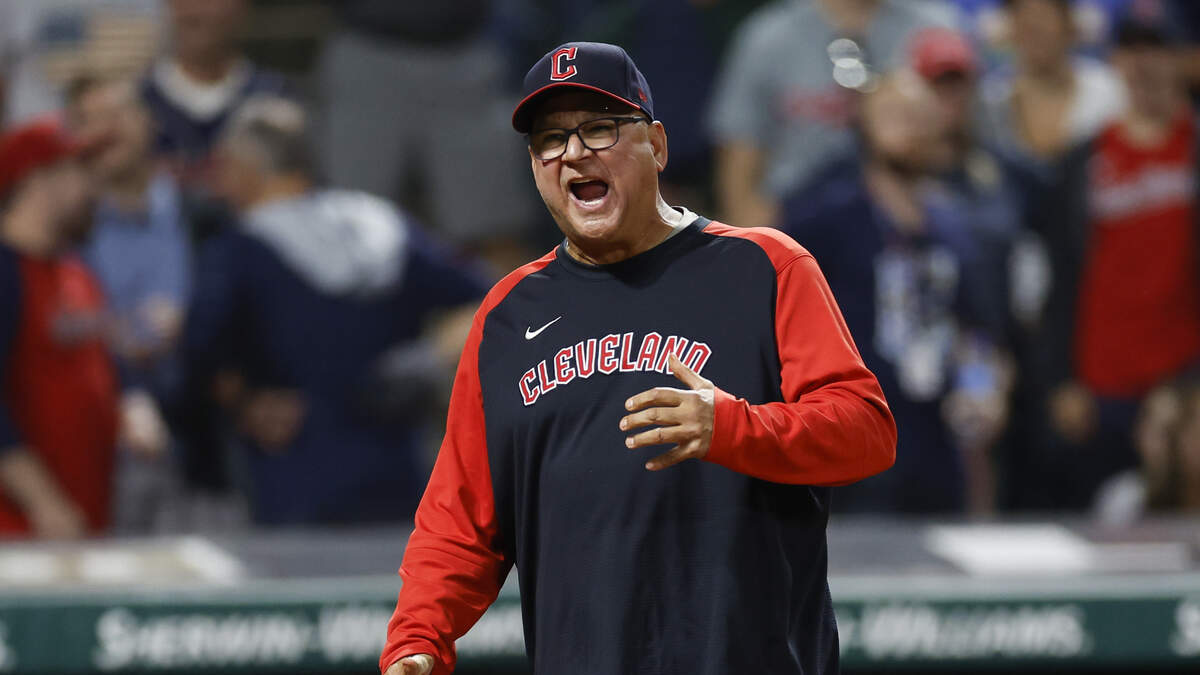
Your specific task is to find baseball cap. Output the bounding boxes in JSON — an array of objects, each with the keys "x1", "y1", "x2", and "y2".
[
  {"x1": 0, "y1": 118, "x2": 87, "y2": 199},
  {"x1": 1114, "y1": 0, "x2": 1184, "y2": 47},
  {"x1": 512, "y1": 42, "x2": 654, "y2": 134},
  {"x1": 909, "y1": 27, "x2": 977, "y2": 81}
]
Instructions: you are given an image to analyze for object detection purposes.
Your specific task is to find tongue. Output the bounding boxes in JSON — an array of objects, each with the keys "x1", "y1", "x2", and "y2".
[{"x1": 573, "y1": 181, "x2": 608, "y2": 201}]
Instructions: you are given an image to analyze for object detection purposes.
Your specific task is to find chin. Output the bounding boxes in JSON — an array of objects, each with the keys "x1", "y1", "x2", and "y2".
[{"x1": 563, "y1": 210, "x2": 624, "y2": 245}]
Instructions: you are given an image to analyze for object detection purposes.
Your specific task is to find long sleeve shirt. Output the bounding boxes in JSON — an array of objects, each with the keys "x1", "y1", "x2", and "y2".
[{"x1": 381, "y1": 214, "x2": 895, "y2": 674}]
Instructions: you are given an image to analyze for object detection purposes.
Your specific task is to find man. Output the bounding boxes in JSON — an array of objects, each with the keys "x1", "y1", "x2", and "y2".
[
  {"x1": 0, "y1": 119, "x2": 119, "y2": 537},
  {"x1": 707, "y1": 0, "x2": 954, "y2": 228},
  {"x1": 977, "y1": 0, "x2": 1125, "y2": 163},
  {"x1": 778, "y1": 70, "x2": 1008, "y2": 514},
  {"x1": 1034, "y1": 7, "x2": 1200, "y2": 509},
  {"x1": 317, "y1": 0, "x2": 535, "y2": 265},
  {"x1": 141, "y1": 0, "x2": 286, "y2": 180},
  {"x1": 911, "y1": 27, "x2": 1026, "y2": 512},
  {"x1": 67, "y1": 75, "x2": 192, "y2": 531},
  {"x1": 187, "y1": 97, "x2": 486, "y2": 525},
  {"x1": 381, "y1": 42, "x2": 896, "y2": 675}
]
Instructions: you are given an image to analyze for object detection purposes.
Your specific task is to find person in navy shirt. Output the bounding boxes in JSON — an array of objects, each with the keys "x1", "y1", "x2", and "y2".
[
  {"x1": 140, "y1": 0, "x2": 288, "y2": 181},
  {"x1": 185, "y1": 97, "x2": 487, "y2": 525},
  {"x1": 781, "y1": 71, "x2": 1012, "y2": 514},
  {"x1": 382, "y1": 42, "x2": 895, "y2": 675}
]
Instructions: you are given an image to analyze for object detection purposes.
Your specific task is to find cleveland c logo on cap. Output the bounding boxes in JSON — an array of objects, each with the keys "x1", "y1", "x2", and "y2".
[{"x1": 550, "y1": 47, "x2": 578, "y2": 81}]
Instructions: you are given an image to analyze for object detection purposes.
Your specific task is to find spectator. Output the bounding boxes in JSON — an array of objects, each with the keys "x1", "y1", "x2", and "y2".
[
  {"x1": 0, "y1": 120, "x2": 118, "y2": 538},
  {"x1": 1033, "y1": 7, "x2": 1200, "y2": 509},
  {"x1": 66, "y1": 75, "x2": 192, "y2": 533},
  {"x1": 911, "y1": 27, "x2": 1031, "y2": 512},
  {"x1": 0, "y1": 0, "x2": 160, "y2": 125},
  {"x1": 186, "y1": 97, "x2": 488, "y2": 526},
  {"x1": 141, "y1": 0, "x2": 286, "y2": 181},
  {"x1": 779, "y1": 71, "x2": 1010, "y2": 513},
  {"x1": 707, "y1": 0, "x2": 956, "y2": 228},
  {"x1": 317, "y1": 0, "x2": 535, "y2": 268},
  {"x1": 1095, "y1": 374, "x2": 1200, "y2": 524},
  {"x1": 978, "y1": 0, "x2": 1125, "y2": 165}
]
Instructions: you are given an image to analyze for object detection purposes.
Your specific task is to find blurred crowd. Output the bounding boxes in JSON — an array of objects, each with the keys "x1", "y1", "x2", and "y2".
[{"x1": 0, "y1": 0, "x2": 1198, "y2": 538}]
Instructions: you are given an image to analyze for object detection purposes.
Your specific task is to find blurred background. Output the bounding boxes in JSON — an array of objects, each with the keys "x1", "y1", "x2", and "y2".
[{"x1": 0, "y1": 0, "x2": 1198, "y2": 673}]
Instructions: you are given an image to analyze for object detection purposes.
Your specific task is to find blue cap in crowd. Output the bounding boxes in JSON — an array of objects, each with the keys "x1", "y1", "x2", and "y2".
[{"x1": 511, "y1": 42, "x2": 654, "y2": 133}]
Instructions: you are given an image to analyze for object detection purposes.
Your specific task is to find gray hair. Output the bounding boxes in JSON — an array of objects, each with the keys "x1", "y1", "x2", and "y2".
[{"x1": 220, "y1": 96, "x2": 315, "y2": 177}]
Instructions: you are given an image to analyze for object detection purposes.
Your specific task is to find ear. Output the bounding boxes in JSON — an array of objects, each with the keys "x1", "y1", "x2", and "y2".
[{"x1": 649, "y1": 120, "x2": 668, "y2": 173}]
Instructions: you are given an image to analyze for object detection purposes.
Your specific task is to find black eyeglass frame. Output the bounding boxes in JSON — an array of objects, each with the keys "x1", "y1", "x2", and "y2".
[{"x1": 527, "y1": 116, "x2": 651, "y2": 160}]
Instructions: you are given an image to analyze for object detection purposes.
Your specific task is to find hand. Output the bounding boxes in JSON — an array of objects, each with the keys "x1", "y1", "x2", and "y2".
[
  {"x1": 620, "y1": 353, "x2": 715, "y2": 471},
  {"x1": 120, "y1": 390, "x2": 169, "y2": 457},
  {"x1": 239, "y1": 389, "x2": 306, "y2": 453},
  {"x1": 942, "y1": 387, "x2": 1009, "y2": 450},
  {"x1": 28, "y1": 495, "x2": 86, "y2": 539},
  {"x1": 1049, "y1": 381, "x2": 1097, "y2": 444},
  {"x1": 384, "y1": 654, "x2": 434, "y2": 675}
]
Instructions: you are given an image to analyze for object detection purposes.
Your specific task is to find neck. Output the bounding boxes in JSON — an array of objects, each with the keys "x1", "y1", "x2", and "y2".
[
  {"x1": 1, "y1": 205, "x2": 59, "y2": 257},
  {"x1": 244, "y1": 174, "x2": 312, "y2": 211},
  {"x1": 175, "y1": 52, "x2": 237, "y2": 84},
  {"x1": 564, "y1": 195, "x2": 682, "y2": 266},
  {"x1": 864, "y1": 157, "x2": 924, "y2": 233},
  {"x1": 1019, "y1": 61, "x2": 1073, "y2": 89},
  {"x1": 1120, "y1": 103, "x2": 1181, "y2": 148},
  {"x1": 104, "y1": 162, "x2": 155, "y2": 212}
]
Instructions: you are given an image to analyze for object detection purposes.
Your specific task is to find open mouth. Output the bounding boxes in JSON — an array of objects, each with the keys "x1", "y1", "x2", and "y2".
[{"x1": 569, "y1": 179, "x2": 609, "y2": 204}]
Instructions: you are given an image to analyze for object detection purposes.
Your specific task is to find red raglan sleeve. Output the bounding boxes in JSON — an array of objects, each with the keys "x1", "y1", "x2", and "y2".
[
  {"x1": 379, "y1": 305, "x2": 511, "y2": 675},
  {"x1": 702, "y1": 227, "x2": 896, "y2": 486}
]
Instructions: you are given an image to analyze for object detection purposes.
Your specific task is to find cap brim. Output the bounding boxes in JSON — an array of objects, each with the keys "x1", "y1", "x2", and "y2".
[{"x1": 512, "y1": 82, "x2": 647, "y2": 133}]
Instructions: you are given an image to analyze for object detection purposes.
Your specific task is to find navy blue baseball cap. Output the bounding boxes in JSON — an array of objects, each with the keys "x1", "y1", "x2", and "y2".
[{"x1": 511, "y1": 42, "x2": 654, "y2": 133}]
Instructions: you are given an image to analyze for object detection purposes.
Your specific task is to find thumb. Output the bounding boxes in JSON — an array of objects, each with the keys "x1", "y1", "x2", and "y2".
[
  {"x1": 668, "y1": 353, "x2": 708, "y2": 390},
  {"x1": 388, "y1": 654, "x2": 434, "y2": 675}
]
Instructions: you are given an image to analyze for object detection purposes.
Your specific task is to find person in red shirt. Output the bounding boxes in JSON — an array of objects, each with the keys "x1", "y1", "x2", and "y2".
[
  {"x1": 1037, "y1": 7, "x2": 1200, "y2": 508},
  {"x1": 0, "y1": 119, "x2": 119, "y2": 537}
]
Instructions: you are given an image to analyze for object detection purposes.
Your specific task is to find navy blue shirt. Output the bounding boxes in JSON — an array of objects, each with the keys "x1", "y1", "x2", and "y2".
[
  {"x1": 381, "y1": 215, "x2": 896, "y2": 674},
  {"x1": 185, "y1": 192, "x2": 487, "y2": 524},
  {"x1": 779, "y1": 159, "x2": 1004, "y2": 513}
]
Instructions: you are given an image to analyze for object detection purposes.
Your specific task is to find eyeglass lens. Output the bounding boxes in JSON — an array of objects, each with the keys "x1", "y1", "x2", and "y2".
[{"x1": 532, "y1": 119, "x2": 621, "y2": 160}]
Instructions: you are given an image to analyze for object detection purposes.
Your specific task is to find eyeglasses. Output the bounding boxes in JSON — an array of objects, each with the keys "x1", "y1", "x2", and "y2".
[{"x1": 528, "y1": 116, "x2": 649, "y2": 160}]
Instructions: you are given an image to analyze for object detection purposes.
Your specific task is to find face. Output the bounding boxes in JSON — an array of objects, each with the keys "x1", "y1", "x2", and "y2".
[
  {"x1": 1112, "y1": 45, "x2": 1181, "y2": 121},
  {"x1": 211, "y1": 139, "x2": 266, "y2": 211},
  {"x1": 70, "y1": 82, "x2": 152, "y2": 183},
  {"x1": 169, "y1": 0, "x2": 244, "y2": 62},
  {"x1": 929, "y1": 71, "x2": 975, "y2": 135},
  {"x1": 37, "y1": 161, "x2": 96, "y2": 244},
  {"x1": 862, "y1": 74, "x2": 942, "y2": 173},
  {"x1": 1008, "y1": 0, "x2": 1074, "y2": 72},
  {"x1": 528, "y1": 90, "x2": 667, "y2": 251},
  {"x1": 1167, "y1": 393, "x2": 1200, "y2": 506}
]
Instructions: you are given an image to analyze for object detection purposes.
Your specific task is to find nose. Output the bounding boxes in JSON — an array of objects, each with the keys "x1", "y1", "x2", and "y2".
[{"x1": 561, "y1": 131, "x2": 592, "y2": 161}]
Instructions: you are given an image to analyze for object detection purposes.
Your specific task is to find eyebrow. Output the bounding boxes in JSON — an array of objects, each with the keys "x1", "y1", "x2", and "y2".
[{"x1": 531, "y1": 111, "x2": 636, "y2": 133}]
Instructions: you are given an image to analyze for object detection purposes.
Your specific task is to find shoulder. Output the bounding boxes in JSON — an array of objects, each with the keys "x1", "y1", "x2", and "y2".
[
  {"x1": 778, "y1": 158, "x2": 864, "y2": 230},
  {"x1": 0, "y1": 244, "x2": 20, "y2": 300},
  {"x1": 475, "y1": 249, "x2": 559, "y2": 321},
  {"x1": 244, "y1": 65, "x2": 290, "y2": 96},
  {"x1": 702, "y1": 222, "x2": 811, "y2": 272}
]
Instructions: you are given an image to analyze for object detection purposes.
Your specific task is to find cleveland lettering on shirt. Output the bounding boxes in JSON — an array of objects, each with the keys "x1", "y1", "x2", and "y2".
[{"x1": 519, "y1": 331, "x2": 713, "y2": 406}]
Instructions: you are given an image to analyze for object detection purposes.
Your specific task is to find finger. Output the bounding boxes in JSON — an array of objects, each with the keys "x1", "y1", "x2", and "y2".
[
  {"x1": 668, "y1": 353, "x2": 709, "y2": 390},
  {"x1": 645, "y1": 443, "x2": 697, "y2": 471},
  {"x1": 625, "y1": 387, "x2": 684, "y2": 412},
  {"x1": 625, "y1": 424, "x2": 695, "y2": 449},
  {"x1": 619, "y1": 406, "x2": 685, "y2": 431}
]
